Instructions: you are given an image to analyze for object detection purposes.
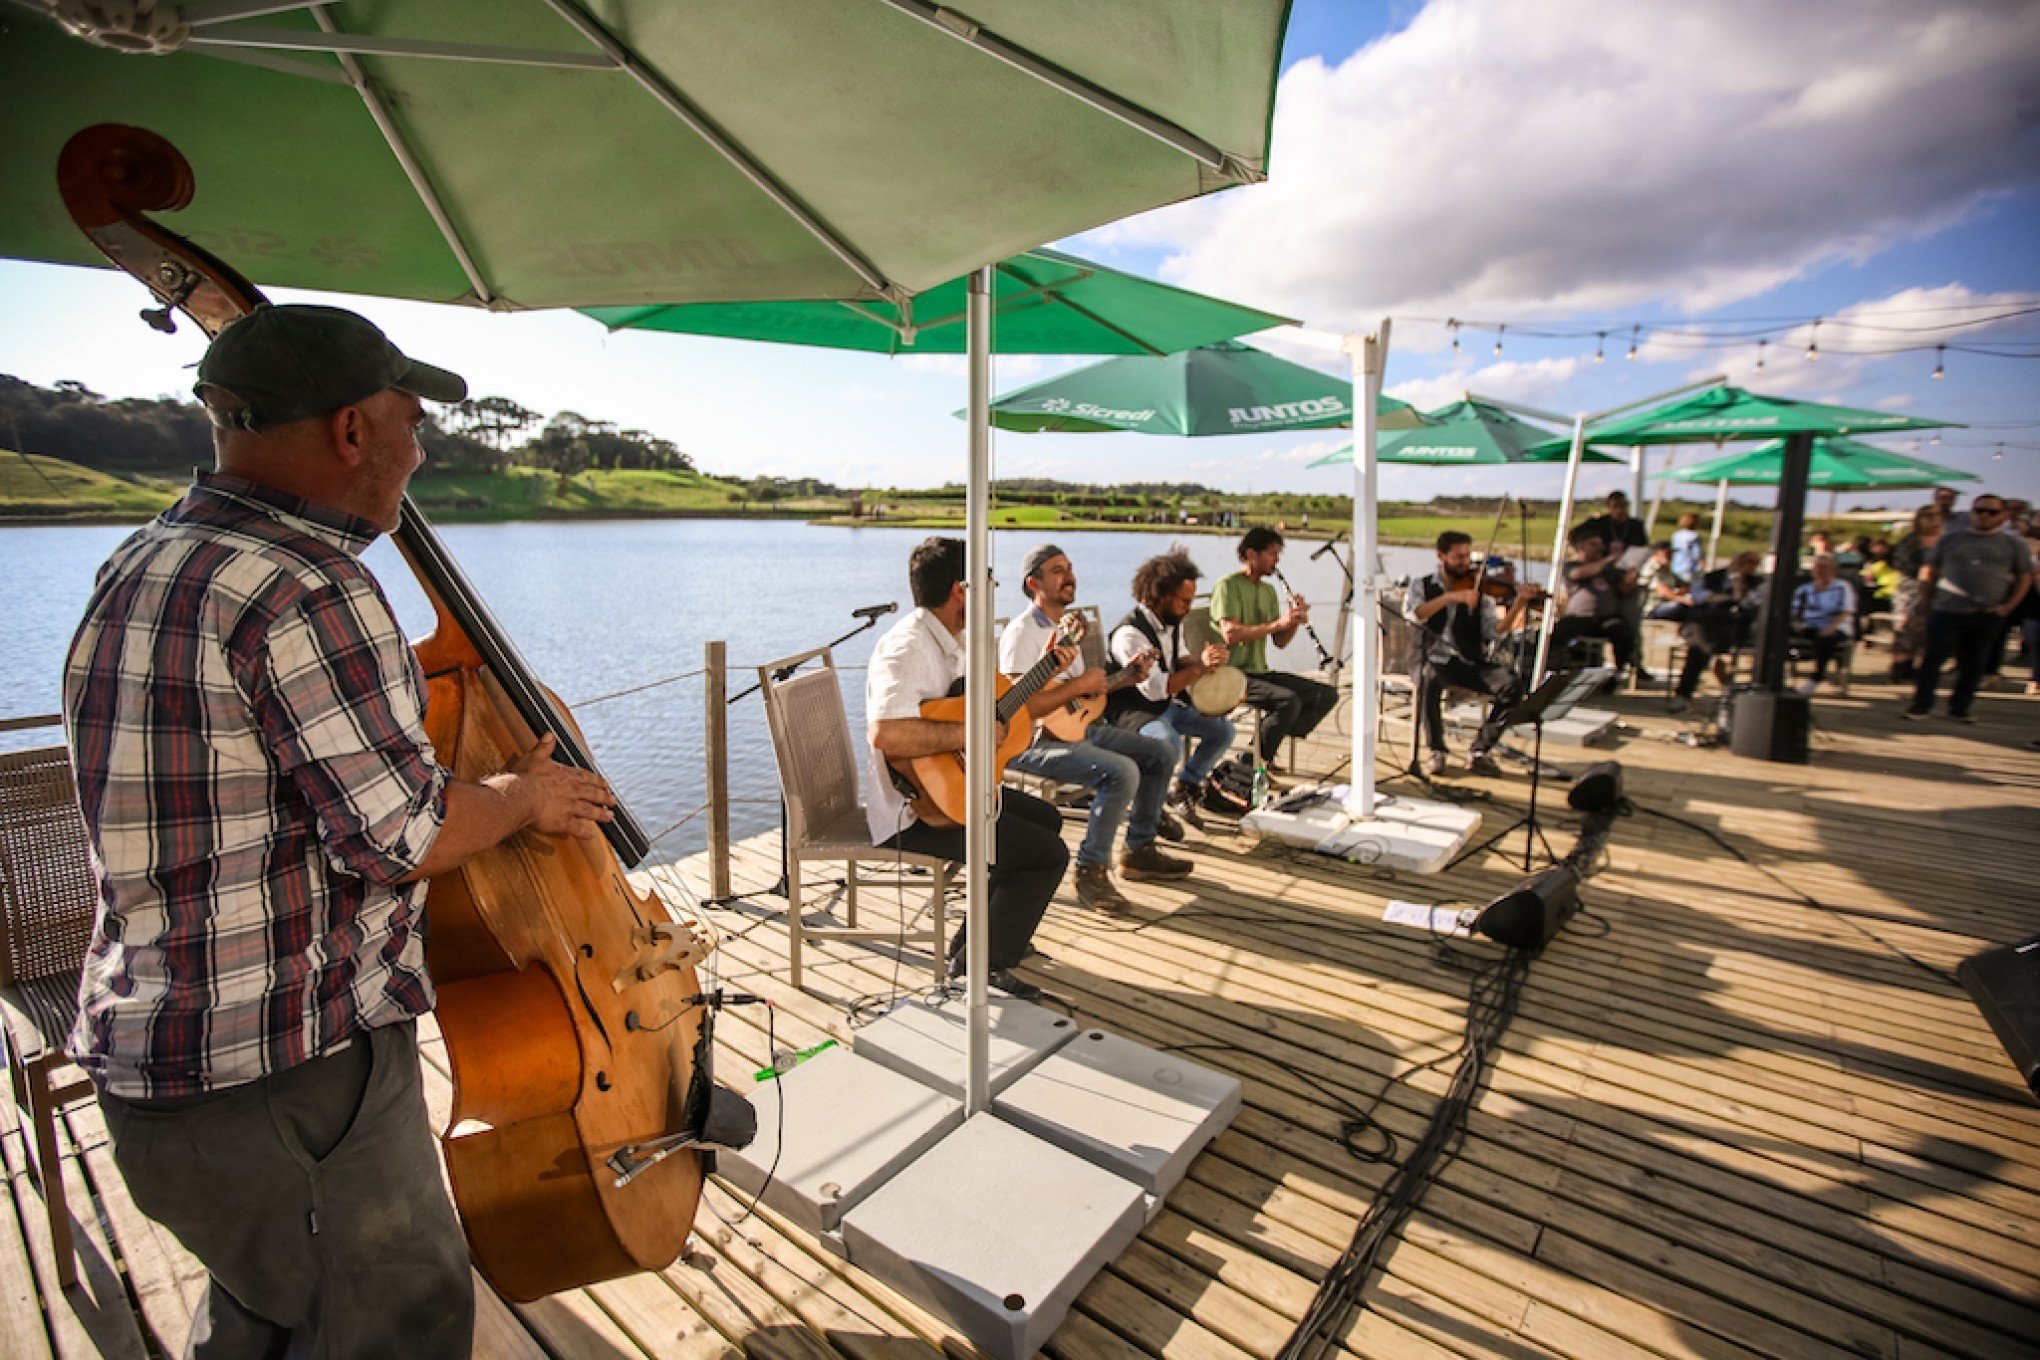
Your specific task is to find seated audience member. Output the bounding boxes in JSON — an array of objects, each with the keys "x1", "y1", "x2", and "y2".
[
  {"x1": 1790, "y1": 553, "x2": 1855, "y2": 692},
  {"x1": 1551, "y1": 529, "x2": 1639, "y2": 682}
]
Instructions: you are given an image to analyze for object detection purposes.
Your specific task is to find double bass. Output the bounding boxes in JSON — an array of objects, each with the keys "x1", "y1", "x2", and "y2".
[{"x1": 57, "y1": 124, "x2": 750, "y2": 1303}]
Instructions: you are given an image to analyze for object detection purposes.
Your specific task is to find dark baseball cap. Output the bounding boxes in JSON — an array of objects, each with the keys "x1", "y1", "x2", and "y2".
[{"x1": 194, "y1": 304, "x2": 467, "y2": 431}]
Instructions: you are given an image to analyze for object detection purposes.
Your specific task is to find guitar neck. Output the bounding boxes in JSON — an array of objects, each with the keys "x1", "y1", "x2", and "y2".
[{"x1": 995, "y1": 647, "x2": 1070, "y2": 724}]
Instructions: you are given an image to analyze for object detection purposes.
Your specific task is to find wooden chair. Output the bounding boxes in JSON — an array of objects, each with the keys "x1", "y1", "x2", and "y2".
[
  {"x1": 0, "y1": 737, "x2": 100, "y2": 1290},
  {"x1": 756, "y1": 648, "x2": 952, "y2": 991}
]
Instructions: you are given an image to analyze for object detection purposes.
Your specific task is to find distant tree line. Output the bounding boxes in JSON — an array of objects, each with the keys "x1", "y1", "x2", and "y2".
[{"x1": 0, "y1": 375, "x2": 701, "y2": 483}]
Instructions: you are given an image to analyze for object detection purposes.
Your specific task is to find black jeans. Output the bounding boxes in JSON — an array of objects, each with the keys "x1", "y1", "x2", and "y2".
[
  {"x1": 882, "y1": 787, "x2": 1067, "y2": 971},
  {"x1": 1551, "y1": 615, "x2": 1637, "y2": 672},
  {"x1": 98, "y1": 1021, "x2": 473, "y2": 1360},
  {"x1": 1793, "y1": 627, "x2": 1845, "y2": 681},
  {"x1": 1243, "y1": 671, "x2": 1340, "y2": 760},
  {"x1": 1912, "y1": 610, "x2": 2001, "y2": 717},
  {"x1": 1418, "y1": 657, "x2": 1519, "y2": 754}
]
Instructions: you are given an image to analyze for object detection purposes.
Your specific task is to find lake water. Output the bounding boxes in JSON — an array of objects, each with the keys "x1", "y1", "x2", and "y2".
[{"x1": 1, "y1": 517, "x2": 1435, "y2": 863}]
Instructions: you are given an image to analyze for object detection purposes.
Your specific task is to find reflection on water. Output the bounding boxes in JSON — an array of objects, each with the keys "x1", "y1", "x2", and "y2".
[{"x1": 2, "y1": 517, "x2": 1435, "y2": 864}]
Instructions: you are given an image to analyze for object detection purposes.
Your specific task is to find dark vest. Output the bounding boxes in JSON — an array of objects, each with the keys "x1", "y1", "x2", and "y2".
[
  {"x1": 1415, "y1": 572, "x2": 1484, "y2": 663},
  {"x1": 1104, "y1": 607, "x2": 1180, "y2": 724}
]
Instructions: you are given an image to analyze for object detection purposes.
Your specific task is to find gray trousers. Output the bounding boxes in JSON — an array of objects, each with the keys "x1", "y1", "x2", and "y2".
[{"x1": 98, "y1": 1020, "x2": 473, "y2": 1360}]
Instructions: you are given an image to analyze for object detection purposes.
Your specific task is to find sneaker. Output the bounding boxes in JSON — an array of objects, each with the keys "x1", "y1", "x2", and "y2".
[
  {"x1": 1900, "y1": 708, "x2": 1930, "y2": 721},
  {"x1": 1667, "y1": 696, "x2": 1690, "y2": 715},
  {"x1": 1156, "y1": 807, "x2": 1186, "y2": 843},
  {"x1": 1073, "y1": 864, "x2": 1132, "y2": 914},
  {"x1": 1170, "y1": 789, "x2": 1208, "y2": 832},
  {"x1": 1425, "y1": 750, "x2": 1450, "y2": 777},
  {"x1": 1464, "y1": 750, "x2": 1503, "y2": 777},
  {"x1": 1119, "y1": 843, "x2": 1194, "y2": 881},
  {"x1": 1949, "y1": 711, "x2": 1977, "y2": 724},
  {"x1": 1712, "y1": 658, "x2": 1734, "y2": 685},
  {"x1": 1797, "y1": 680, "x2": 1819, "y2": 696}
]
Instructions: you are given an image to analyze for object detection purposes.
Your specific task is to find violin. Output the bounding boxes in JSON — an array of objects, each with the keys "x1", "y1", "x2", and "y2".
[
  {"x1": 1446, "y1": 565, "x2": 1547, "y2": 604},
  {"x1": 59, "y1": 124, "x2": 738, "y2": 1303}
]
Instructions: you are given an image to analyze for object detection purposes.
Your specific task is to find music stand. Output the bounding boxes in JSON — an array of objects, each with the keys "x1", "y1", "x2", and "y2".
[{"x1": 1449, "y1": 668, "x2": 1584, "y2": 872}]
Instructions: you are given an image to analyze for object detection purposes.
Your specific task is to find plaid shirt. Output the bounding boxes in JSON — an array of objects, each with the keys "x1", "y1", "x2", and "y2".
[{"x1": 63, "y1": 472, "x2": 447, "y2": 1098}]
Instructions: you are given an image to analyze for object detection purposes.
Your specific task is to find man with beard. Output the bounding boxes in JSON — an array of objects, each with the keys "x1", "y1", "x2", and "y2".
[{"x1": 1107, "y1": 548, "x2": 1240, "y2": 819}]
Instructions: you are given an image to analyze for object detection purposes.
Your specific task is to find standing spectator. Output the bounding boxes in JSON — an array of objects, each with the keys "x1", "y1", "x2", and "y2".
[
  {"x1": 1790, "y1": 554, "x2": 1856, "y2": 693},
  {"x1": 1906, "y1": 495, "x2": 2034, "y2": 721},
  {"x1": 1577, "y1": 490, "x2": 1649, "y2": 554},
  {"x1": 1670, "y1": 511, "x2": 1704, "y2": 580},
  {"x1": 2021, "y1": 519, "x2": 2040, "y2": 695},
  {"x1": 1887, "y1": 506, "x2": 1943, "y2": 682},
  {"x1": 1837, "y1": 535, "x2": 1870, "y2": 569}
]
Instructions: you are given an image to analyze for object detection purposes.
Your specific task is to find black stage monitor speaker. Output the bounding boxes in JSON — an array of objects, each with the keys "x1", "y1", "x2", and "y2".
[
  {"x1": 1567, "y1": 761, "x2": 1624, "y2": 814},
  {"x1": 1474, "y1": 865, "x2": 1581, "y2": 951},
  {"x1": 1727, "y1": 687, "x2": 1810, "y2": 763},
  {"x1": 1957, "y1": 935, "x2": 2040, "y2": 1100}
]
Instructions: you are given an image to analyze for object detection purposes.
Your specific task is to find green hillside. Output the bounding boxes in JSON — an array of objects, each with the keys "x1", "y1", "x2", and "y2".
[{"x1": 0, "y1": 450, "x2": 183, "y2": 521}]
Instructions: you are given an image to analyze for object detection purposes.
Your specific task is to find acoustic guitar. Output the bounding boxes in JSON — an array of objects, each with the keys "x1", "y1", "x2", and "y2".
[
  {"x1": 1038, "y1": 647, "x2": 1158, "y2": 742},
  {"x1": 889, "y1": 614, "x2": 1082, "y2": 828}
]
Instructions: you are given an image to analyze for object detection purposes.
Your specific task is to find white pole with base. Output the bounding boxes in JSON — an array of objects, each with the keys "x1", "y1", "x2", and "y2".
[
  {"x1": 1346, "y1": 321, "x2": 1386, "y2": 818},
  {"x1": 1531, "y1": 415, "x2": 1589, "y2": 683},
  {"x1": 1707, "y1": 478, "x2": 1729, "y2": 572},
  {"x1": 963, "y1": 267, "x2": 993, "y2": 1117}
]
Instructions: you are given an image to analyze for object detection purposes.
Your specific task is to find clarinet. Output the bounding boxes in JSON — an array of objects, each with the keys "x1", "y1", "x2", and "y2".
[{"x1": 1272, "y1": 565, "x2": 1339, "y2": 674}]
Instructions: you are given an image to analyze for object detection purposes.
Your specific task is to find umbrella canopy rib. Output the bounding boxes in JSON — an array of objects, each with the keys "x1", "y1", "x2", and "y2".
[
  {"x1": 540, "y1": 0, "x2": 895, "y2": 299},
  {"x1": 312, "y1": 8, "x2": 496, "y2": 306},
  {"x1": 184, "y1": 0, "x2": 327, "y2": 23},
  {"x1": 874, "y1": 0, "x2": 1244, "y2": 178},
  {"x1": 187, "y1": 27, "x2": 615, "y2": 67}
]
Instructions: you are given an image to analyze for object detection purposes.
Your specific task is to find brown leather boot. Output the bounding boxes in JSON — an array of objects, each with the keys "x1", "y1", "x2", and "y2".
[
  {"x1": 1119, "y1": 842, "x2": 1193, "y2": 881},
  {"x1": 1073, "y1": 864, "x2": 1131, "y2": 914}
]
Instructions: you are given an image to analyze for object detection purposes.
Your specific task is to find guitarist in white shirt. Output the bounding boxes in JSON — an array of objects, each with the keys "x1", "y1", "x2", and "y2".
[
  {"x1": 999, "y1": 544, "x2": 1193, "y2": 915},
  {"x1": 867, "y1": 538, "x2": 1069, "y2": 999}
]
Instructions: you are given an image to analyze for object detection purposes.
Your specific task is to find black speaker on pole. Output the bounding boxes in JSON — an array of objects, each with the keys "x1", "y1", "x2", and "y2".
[
  {"x1": 1474, "y1": 864, "x2": 1581, "y2": 951},
  {"x1": 1727, "y1": 688, "x2": 1810, "y2": 763},
  {"x1": 1957, "y1": 935, "x2": 2040, "y2": 1100}
]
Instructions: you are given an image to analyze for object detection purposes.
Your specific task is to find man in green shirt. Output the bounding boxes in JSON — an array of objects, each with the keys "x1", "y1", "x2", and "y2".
[{"x1": 1210, "y1": 527, "x2": 1340, "y2": 763}]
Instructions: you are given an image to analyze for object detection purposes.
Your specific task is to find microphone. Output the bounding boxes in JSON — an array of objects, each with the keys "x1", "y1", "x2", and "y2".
[{"x1": 851, "y1": 601, "x2": 898, "y2": 621}]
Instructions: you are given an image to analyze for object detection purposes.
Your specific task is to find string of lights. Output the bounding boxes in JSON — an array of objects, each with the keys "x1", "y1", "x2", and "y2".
[{"x1": 1407, "y1": 304, "x2": 2040, "y2": 379}]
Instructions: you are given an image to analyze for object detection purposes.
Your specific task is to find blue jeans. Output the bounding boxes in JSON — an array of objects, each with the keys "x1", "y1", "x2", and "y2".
[
  {"x1": 1009, "y1": 723, "x2": 1174, "y2": 867},
  {"x1": 1139, "y1": 704, "x2": 1238, "y2": 786}
]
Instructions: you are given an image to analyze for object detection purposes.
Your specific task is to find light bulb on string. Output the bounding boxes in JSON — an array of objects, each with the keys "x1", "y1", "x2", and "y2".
[
  {"x1": 1594, "y1": 332, "x2": 1605, "y2": 364},
  {"x1": 1929, "y1": 433, "x2": 1941, "y2": 446},
  {"x1": 1448, "y1": 319, "x2": 1460, "y2": 355},
  {"x1": 1993, "y1": 442, "x2": 2004, "y2": 462},
  {"x1": 1625, "y1": 324, "x2": 1639, "y2": 361},
  {"x1": 1493, "y1": 324, "x2": 1504, "y2": 358},
  {"x1": 1754, "y1": 339, "x2": 1767, "y2": 373},
  {"x1": 1806, "y1": 319, "x2": 1820, "y2": 362},
  {"x1": 1932, "y1": 345, "x2": 1945, "y2": 380}
]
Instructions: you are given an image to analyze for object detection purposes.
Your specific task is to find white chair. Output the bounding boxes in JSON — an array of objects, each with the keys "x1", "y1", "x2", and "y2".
[
  {"x1": 757, "y1": 648, "x2": 952, "y2": 990},
  {"x1": 0, "y1": 736, "x2": 99, "y2": 1290}
]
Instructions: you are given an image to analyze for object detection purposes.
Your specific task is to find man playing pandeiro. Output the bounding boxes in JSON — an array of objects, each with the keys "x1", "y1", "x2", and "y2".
[
  {"x1": 999, "y1": 544, "x2": 1191, "y2": 915},
  {"x1": 1106, "y1": 548, "x2": 1241, "y2": 823},
  {"x1": 64, "y1": 305, "x2": 618, "y2": 1359},
  {"x1": 1403, "y1": 532, "x2": 1534, "y2": 776}
]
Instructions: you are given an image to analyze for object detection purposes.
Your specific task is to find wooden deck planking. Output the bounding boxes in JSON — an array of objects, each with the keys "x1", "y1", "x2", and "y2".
[{"x1": 7, "y1": 659, "x2": 2037, "y2": 1358}]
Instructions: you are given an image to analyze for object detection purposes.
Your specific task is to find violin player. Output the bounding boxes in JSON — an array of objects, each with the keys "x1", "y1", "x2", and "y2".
[
  {"x1": 1403, "y1": 531, "x2": 1537, "y2": 776},
  {"x1": 62, "y1": 306, "x2": 617, "y2": 1359}
]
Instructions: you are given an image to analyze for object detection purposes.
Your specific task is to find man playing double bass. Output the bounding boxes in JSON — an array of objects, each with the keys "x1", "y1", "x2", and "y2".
[{"x1": 63, "y1": 306, "x2": 617, "y2": 1359}]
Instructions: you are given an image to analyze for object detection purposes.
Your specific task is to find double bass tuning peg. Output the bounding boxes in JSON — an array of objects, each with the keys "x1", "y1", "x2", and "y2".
[{"x1": 141, "y1": 305, "x2": 177, "y2": 334}]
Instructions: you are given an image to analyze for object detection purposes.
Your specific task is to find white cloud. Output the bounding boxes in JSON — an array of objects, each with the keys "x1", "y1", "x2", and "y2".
[
  {"x1": 1096, "y1": 0, "x2": 2040, "y2": 323},
  {"x1": 1387, "y1": 356, "x2": 1581, "y2": 414}
]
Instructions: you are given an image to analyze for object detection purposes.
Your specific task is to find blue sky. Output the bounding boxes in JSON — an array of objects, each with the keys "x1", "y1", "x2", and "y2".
[{"x1": 1, "y1": 0, "x2": 2034, "y2": 509}]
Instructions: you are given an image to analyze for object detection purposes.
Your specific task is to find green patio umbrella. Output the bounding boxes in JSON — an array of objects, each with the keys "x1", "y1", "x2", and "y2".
[
  {"x1": 2, "y1": 2, "x2": 1287, "y2": 309},
  {"x1": 582, "y1": 250, "x2": 1294, "y2": 356},
  {"x1": 1307, "y1": 398, "x2": 1619, "y2": 466},
  {"x1": 1526, "y1": 386, "x2": 1960, "y2": 745},
  {"x1": 974, "y1": 340, "x2": 1423, "y2": 435},
  {"x1": 1661, "y1": 436, "x2": 1978, "y2": 490}
]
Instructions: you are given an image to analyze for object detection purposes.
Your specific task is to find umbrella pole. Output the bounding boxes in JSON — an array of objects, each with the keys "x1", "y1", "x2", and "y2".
[
  {"x1": 1754, "y1": 430, "x2": 1815, "y2": 690},
  {"x1": 1346, "y1": 320, "x2": 1388, "y2": 817},
  {"x1": 1645, "y1": 446, "x2": 1678, "y2": 536},
  {"x1": 1532, "y1": 416, "x2": 1588, "y2": 681},
  {"x1": 964, "y1": 266, "x2": 993, "y2": 1116},
  {"x1": 1631, "y1": 446, "x2": 1646, "y2": 507},
  {"x1": 1707, "y1": 479, "x2": 1728, "y2": 571}
]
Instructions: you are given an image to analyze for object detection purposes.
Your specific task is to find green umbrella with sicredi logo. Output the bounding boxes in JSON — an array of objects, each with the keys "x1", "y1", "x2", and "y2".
[
  {"x1": 1308, "y1": 397, "x2": 1621, "y2": 465},
  {"x1": 971, "y1": 340, "x2": 1424, "y2": 435}
]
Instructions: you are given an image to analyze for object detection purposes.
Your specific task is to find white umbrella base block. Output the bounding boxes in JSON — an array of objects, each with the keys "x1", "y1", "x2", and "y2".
[
  {"x1": 853, "y1": 993, "x2": 1081, "y2": 1100},
  {"x1": 992, "y1": 1027, "x2": 1240, "y2": 1220},
  {"x1": 840, "y1": 1112, "x2": 1148, "y2": 1360},
  {"x1": 1447, "y1": 702, "x2": 1620, "y2": 746},
  {"x1": 718, "y1": 1046, "x2": 962, "y2": 1237},
  {"x1": 1242, "y1": 787, "x2": 1481, "y2": 874}
]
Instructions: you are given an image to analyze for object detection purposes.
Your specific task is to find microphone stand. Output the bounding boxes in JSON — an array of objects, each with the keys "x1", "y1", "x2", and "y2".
[{"x1": 710, "y1": 603, "x2": 896, "y2": 904}]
